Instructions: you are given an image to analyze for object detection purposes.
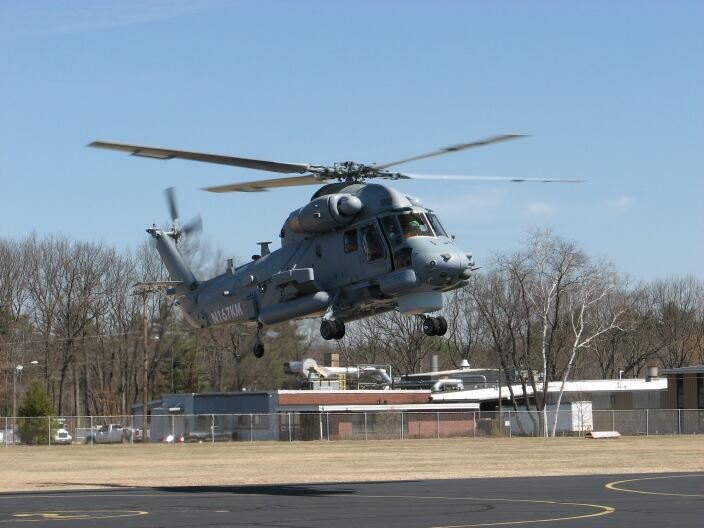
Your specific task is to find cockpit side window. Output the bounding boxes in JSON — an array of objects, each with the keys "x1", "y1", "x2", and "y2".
[
  {"x1": 399, "y1": 212, "x2": 433, "y2": 238},
  {"x1": 361, "y1": 224, "x2": 385, "y2": 262},
  {"x1": 381, "y1": 215, "x2": 403, "y2": 246},
  {"x1": 426, "y1": 212, "x2": 448, "y2": 237}
]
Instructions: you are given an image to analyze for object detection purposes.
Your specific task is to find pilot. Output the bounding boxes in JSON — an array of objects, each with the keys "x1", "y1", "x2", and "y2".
[{"x1": 405, "y1": 216, "x2": 422, "y2": 238}]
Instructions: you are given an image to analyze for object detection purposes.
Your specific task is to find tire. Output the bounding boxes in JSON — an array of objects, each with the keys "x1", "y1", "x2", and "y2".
[
  {"x1": 434, "y1": 316, "x2": 448, "y2": 336},
  {"x1": 333, "y1": 320, "x2": 346, "y2": 340},
  {"x1": 422, "y1": 317, "x2": 437, "y2": 336},
  {"x1": 320, "y1": 320, "x2": 335, "y2": 340}
]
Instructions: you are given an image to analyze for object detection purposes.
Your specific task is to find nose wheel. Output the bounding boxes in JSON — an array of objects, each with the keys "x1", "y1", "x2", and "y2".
[
  {"x1": 422, "y1": 316, "x2": 448, "y2": 336},
  {"x1": 320, "y1": 319, "x2": 346, "y2": 340}
]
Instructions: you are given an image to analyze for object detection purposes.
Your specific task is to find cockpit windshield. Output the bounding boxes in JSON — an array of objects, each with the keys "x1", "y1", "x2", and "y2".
[
  {"x1": 398, "y1": 213, "x2": 433, "y2": 238},
  {"x1": 426, "y1": 212, "x2": 448, "y2": 237}
]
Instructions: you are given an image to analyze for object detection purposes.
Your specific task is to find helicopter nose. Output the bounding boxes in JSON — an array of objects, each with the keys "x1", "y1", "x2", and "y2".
[{"x1": 422, "y1": 250, "x2": 471, "y2": 286}]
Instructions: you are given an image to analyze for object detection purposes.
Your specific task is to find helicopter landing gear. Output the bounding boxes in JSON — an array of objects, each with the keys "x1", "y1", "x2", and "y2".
[
  {"x1": 252, "y1": 323, "x2": 265, "y2": 358},
  {"x1": 422, "y1": 316, "x2": 448, "y2": 337},
  {"x1": 252, "y1": 341, "x2": 265, "y2": 358},
  {"x1": 320, "y1": 319, "x2": 345, "y2": 340}
]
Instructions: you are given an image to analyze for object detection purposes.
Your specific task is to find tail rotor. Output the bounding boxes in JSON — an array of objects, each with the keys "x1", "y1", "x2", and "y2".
[{"x1": 164, "y1": 187, "x2": 202, "y2": 242}]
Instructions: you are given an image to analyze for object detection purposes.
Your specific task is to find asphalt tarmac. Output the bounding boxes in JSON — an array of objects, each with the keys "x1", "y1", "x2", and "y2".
[{"x1": 0, "y1": 473, "x2": 701, "y2": 527}]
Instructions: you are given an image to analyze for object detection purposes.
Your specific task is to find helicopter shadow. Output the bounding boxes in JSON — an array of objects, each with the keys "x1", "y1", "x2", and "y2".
[{"x1": 152, "y1": 483, "x2": 358, "y2": 497}]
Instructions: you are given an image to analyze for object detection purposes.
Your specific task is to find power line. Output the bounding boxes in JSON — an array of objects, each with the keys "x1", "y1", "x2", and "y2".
[{"x1": 0, "y1": 331, "x2": 140, "y2": 347}]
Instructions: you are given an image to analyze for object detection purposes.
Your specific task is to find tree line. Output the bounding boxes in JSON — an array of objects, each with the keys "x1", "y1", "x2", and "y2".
[{"x1": 1, "y1": 230, "x2": 703, "y2": 417}]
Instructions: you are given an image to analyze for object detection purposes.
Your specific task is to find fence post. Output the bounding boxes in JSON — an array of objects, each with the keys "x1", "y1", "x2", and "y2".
[
  {"x1": 250, "y1": 414, "x2": 254, "y2": 442},
  {"x1": 326, "y1": 413, "x2": 330, "y2": 441},
  {"x1": 130, "y1": 415, "x2": 134, "y2": 445},
  {"x1": 678, "y1": 409, "x2": 682, "y2": 435},
  {"x1": 364, "y1": 412, "x2": 368, "y2": 441},
  {"x1": 4, "y1": 417, "x2": 7, "y2": 447},
  {"x1": 171, "y1": 414, "x2": 175, "y2": 444},
  {"x1": 436, "y1": 412, "x2": 440, "y2": 439},
  {"x1": 400, "y1": 412, "x2": 404, "y2": 440},
  {"x1": 288, "y1": 413, "x2": 292, "y2": 442},
  {"x1": 473, "y1": 411, "x2": 476, "y2": 437},
  {"x1": 508, "y1": 411, "x2": 512, "y2": 438},
  {"x1": 47, "y1": 416, "x2": 51, "y2": 446},
  {"x1": 211, "y1": 414, "x2": 215, "y2": 444},
  {"x1": 90, "y1": 415, "x2": 94, "y2": 445},
  {"x1": 611, "y1": 410, "x2": 615, "y2": 432},
  {"x1": 645, "y1": 409, "x2": 649, "y2": 436}
]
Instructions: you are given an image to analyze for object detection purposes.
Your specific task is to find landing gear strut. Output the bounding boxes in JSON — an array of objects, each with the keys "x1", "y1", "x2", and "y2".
[
  {"x1": 252, "y1": 323, "x2": 265, "y2": 358},
  {"x1": 320, "y1": 319, "x2": 345, "y2": 340},
  {"x1": 422, "y1": 316, "x2": 448, "y2": 337}
]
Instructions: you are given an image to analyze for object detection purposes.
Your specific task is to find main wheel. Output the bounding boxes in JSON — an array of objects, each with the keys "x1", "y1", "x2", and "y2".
[
  {"x1": 434, "y1": 316, "x2": 448, "y2": 336},
  {"x1": 422, "y1": 317, "x2": 437, "y2": 336},
  {"x1": 320, "y1": 320, "x2": 336, "y2": 340},
  {"x1": 252, "y1": 341, "x2": 265, "y2": 358},
  {"x1": 333, "y1": 320, "x2": 346, "y2": 340}
]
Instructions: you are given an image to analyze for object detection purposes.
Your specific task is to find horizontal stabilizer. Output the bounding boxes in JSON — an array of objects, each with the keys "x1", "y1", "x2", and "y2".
[{"x1": 132, "y1": 281, "x2": 184, "y2": 293}]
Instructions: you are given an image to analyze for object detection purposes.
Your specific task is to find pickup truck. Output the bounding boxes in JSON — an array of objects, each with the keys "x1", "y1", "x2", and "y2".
[{"x1": 85, "y1": 424, "x2": 129, "y2": 444}]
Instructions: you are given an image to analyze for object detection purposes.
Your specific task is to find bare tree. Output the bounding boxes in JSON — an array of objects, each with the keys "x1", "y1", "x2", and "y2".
[
  {"x1": 340, "y1": 311, "x2": 443, "y2": 375},
  {"x1": 550, "y1": 263, "x2": 627, "y2": 436},
  {"x1": 650, "y1": 276, "x2": 704, "y2": 369},
  {"x1": 443, "y1": 283, "x2": 486, "y2": 368}
]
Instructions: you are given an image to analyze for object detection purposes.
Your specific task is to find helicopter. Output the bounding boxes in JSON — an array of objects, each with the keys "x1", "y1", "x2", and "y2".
[{"x1": 89, "y1": 134, "x2": 582, "y2": 358}]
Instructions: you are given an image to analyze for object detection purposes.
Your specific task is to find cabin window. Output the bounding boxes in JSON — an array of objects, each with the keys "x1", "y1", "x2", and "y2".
[
  {"x1": 398, "y1": 212, "x2": 433, "y2": 238},
  {"x1": 361, "y1": 225, "x2": 385, "y2": 262},
  {"x1": 343, "y1": 229, "x2": 358, "y2": 253},
  {"x1": 426, "y1": 212, "x2": 448, "y2": 237}
]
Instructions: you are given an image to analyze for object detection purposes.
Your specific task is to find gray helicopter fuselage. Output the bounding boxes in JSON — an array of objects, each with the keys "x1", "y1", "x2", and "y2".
[{"x1": 159, "y1": 182, "x2": 473, "y2": 329}]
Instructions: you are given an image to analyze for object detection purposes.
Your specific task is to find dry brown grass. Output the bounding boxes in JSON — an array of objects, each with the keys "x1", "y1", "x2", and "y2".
[{"x1": 2, "y1": 436, "x2": 703, "y2": 492}]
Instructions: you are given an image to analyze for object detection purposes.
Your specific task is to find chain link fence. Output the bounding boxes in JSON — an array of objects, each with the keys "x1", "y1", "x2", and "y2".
[{"x1": 2, "y1": 409, "x2": 703, "y2": 445}]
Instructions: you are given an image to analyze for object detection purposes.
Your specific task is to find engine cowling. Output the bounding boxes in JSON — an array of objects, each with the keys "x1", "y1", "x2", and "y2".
[{"x1": 288, "y1": 194, "x2": 363, "y2": 233}]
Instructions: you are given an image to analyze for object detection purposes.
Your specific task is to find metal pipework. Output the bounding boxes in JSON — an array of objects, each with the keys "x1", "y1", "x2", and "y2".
[
  {"x1": 285, "y1": 358, "x2": 391, "y2": 385},
  {"x1": 431, "y1": 378, "x2": 464, "y2": 392}
]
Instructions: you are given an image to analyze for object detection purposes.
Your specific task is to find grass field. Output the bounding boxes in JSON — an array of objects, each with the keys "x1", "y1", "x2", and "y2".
[{"x1": 2, "y1": 436, "x2": 703, "y2": 492}]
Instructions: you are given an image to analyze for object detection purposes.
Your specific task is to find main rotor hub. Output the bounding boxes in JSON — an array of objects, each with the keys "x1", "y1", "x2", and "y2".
[{"x1": 313, "y1": 161, "x2": 378, "y2": 182}]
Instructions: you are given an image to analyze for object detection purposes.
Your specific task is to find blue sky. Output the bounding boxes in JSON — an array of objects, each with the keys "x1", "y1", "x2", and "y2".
[{"x1": 1, "y1": 1, "x2": 702, "y2": 281}]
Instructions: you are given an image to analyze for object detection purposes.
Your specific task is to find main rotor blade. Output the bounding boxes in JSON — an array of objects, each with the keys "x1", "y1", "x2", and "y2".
[
  {"x1": 384, "y1": 172, "x2": 585, "y2": 183},
  {"x1": 164, "y1": 187, "x2": 179, "y2": 222},
  {"x1": 202, "y1": 174, "x2": 328, "y2": 193},
  {"x1": 89, "y1": 141, "x2": 312, "y2": 174},
  {"x1": 372, "y1": 134, "x2": 528, "y2": 170}
]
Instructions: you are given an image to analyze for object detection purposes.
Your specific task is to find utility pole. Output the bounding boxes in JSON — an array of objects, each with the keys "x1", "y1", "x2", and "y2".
[
  {"x1": 7, "y1": 361, "x2": 39, "y2": 440},
  {"x1": 498, "y1": 362, "x2": 503, "y2": 428},
  {"x1": 132, "y1": 281, "x2": 179, "y2": 443},
  {"x1": 131, "y1": 279, "x2": 183, "y2": 442},
  {"x1": 142, "y1": 292, "x2": 149, "y2": 442},
  {"x1": 12, "y1": 365, "x2": 22, "y2": 439}
]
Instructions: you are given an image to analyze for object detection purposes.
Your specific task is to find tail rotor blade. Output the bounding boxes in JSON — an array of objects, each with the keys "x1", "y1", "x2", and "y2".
[
  {"x1": 164, "y1": 187, "x2": 179, "y2": 223},
  {"x1": 183, "y1": 215, "x2": 203, "y2": 235}
]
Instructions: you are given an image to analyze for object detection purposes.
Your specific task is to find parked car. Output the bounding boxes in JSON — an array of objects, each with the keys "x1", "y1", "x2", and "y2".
[
  {"x1": 85, "y1": 424, "x2": 128, "y2": 444},
  {"x1": 53, "y1": 428, "x2": 72, "y2": 445}
]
